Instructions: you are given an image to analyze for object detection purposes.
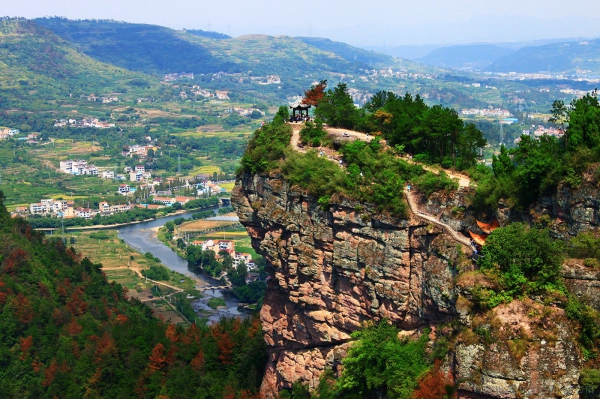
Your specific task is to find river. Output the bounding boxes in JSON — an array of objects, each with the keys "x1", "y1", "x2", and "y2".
[{"x1": 116, "y1": 209, "x2": 251, "y2": 323}]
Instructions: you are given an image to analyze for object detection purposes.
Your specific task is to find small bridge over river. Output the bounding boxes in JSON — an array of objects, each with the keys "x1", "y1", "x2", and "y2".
[{"x1": 198, "y1": 285, "x2": 230, "y2": 291}]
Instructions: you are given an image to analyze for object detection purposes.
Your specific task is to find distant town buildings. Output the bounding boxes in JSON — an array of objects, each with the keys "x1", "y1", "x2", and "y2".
[
  {"x1": 215, "y1": 90, "x2": 230, "y2": 100},
  {"x1": 54, "y1": 118, "x2": 115, "y2": 129},
  {"x1": 0, "y1": 128, "x2": 19, "y2": 140},
  {"x1": 164, "y1": 72, "x2": 194, "y2": 82},
  {"x1": 121, "y1": 145, "x2": 158, "y2": 158},
  {"x1": 59, "y1": 160, "x2": 98, "y2": 176},
  {"x1": 460, "y1": 108, "x2": 512, "y2": 118}
]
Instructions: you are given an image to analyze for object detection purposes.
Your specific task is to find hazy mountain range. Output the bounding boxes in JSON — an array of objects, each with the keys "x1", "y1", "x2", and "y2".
[{"x1": 372, "y1": 38, "x2": 600, "y2": 74}]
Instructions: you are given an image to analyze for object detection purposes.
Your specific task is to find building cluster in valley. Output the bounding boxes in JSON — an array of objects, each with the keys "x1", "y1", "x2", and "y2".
[
  {"x1": 59, "y1": 160, "x2": 99, "y2": 176},
  {"x1": 53, "y1": 118, "x2": 115, "y2": 129},
  {"x1": 0, "y1": 128, "x2": 19, "y2": 140},
  {"x1": 190, "y1": 238, "x2": 256, "y2": 270},
  {"x1": 121, "y1": 142, "x2": 159, "y2": 159},
  {"x1": 14, "y1": 175, "x2": 227, "y2": 219},
  {"x1": 460, "y1": 108, "x2": 512, "y2": 118},
  {"x1": 514, "y1": 125, "x2": 564, "y2": 144},
  {"x1": 12, "y1": 198, "x2": 133, "y2": 220},
  {"x1": 56, "y1": 156, "x2": 228, "y2": 200},
  {"x1": 85, "y1": 94, "x2": 119, "y2": 103}
]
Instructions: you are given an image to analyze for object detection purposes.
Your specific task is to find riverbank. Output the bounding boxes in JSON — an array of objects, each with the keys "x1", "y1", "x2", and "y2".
[
  {"x1": 33, "y1": 205, "x2": 223, "y2": 232},
  {"x1": 116, "y1": 216, "x2": 252, "y2": 323}
]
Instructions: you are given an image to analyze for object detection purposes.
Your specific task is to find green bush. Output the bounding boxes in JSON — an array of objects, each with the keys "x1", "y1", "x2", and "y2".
[
  {"x1": 281, "y1": 150, "x2": 346, "y2": 199},
  {"x1": 336, "y1": 321, "x2": 431, "y2": 398},
  {"x1": 239, "y1": 120, "x2": 292, "y2": 173},
  {"x1": 565, "y1": 296, "x2": 600, "y2": 350},
  {"x1": 478, "y1": 223, "x2": 565, "y2": 297},
  {"x1": 207, "y1": 297, "x2": 226, "y2": 309},
  {"x1": 233, "y1": 281, "x2": 267, "y2": 303},
  {"x1": 413, "y1": 171, "x2": 458, "y2": 197},
  {"x1": 89, "y1": 231, "x2": 111, "y2": 240},
  {"x1": 299, "y1": 119, "x2": 327, "y2": 147},
  {"x1": 569, "y1": 232, "x2": 600, "y2": 261},
  {"x1": 141, "y1": 265, "x2": 170, "y2": 281}
]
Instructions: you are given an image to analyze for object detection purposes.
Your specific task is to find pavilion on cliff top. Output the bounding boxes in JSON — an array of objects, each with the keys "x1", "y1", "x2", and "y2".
[{"x1": 288, "y1": 96, "x2": 311, "y2": 120}]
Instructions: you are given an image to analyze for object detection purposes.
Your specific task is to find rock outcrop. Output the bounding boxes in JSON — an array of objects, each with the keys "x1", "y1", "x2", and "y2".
[
  {"x1": 232, "y1": 172, "x2": 585, "y2": 398},
  {"x1": 527, "y1": 165, "x2": 600, "y2": 238}
]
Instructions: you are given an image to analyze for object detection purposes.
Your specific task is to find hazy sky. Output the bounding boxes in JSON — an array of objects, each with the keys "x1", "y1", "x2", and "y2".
[{"x1": 3, "y1": 0, "x2": 600, "y2": 46}]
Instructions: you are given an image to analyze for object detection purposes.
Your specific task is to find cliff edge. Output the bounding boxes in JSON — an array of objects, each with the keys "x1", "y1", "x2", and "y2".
[{"x1": 233, "y1": 172, "x2": 584, "y2": 398}]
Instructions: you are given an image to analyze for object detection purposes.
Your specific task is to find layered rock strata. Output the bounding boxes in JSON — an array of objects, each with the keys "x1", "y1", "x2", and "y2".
[{"x1": 232, "y1": 172, "x2": 584, "y2": 398}]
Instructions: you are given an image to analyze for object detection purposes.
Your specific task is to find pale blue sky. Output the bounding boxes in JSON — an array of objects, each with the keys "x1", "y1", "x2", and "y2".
[{"x1": 3, "y1": 0, "x2": 600, "y2": 45}]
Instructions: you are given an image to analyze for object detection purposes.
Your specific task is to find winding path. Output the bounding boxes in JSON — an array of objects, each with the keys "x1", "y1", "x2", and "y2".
[
  {"x1": 289, "y1": 122, "x2": 475, "y2": 251},
  {"x1": 403, "y1": 189, "x2": 473, "y2": 250}
]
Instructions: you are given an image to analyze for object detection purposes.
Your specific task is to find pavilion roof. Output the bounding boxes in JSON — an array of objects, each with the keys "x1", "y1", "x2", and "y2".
[{"x1": 289, "y1": 96, "x2": 311, "y2": 109}]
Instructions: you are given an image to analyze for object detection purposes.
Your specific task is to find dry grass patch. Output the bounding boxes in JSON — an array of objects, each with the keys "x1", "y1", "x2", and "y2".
[{"x1": 177, "y1": 219, "x2": 233, "y2": 232}]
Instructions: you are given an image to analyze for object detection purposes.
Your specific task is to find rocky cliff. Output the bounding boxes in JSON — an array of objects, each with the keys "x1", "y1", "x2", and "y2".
[{"x1": 232, "y1": 172, "x2": 585, "y2": 398}]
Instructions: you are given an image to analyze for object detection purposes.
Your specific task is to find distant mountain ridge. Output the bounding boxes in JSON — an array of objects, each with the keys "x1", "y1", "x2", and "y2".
[
  {"x1": 417, "y1": 44, "x2": 514, "y2": 70},
  {"x1": 295, "y1": 37, "x2": 402, "y2": 67},
  {"x1": 487, "y1": 39, "x2": 600, "y2": 74},
  {"x1": 34, "y1": 18, "x2": 413, "y2": 80}
]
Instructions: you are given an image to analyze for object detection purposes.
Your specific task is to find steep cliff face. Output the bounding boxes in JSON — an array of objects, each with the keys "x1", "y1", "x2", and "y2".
[
  {"x1": 232, "y1": 172, "x2": 584, "y2": 398},
  {"x1": 510, "y1": 164, "x2": 600, "y2": 238}
]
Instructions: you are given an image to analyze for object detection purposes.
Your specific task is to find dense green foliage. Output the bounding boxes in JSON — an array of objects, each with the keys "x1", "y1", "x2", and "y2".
[
  {"x1": 313, "y1": 84, "x2": 486, "y2": 169},
  {"x1": 336, "y1": 322, "x2": 431, "y2": 398},
  {"x1": 281, "y1": 321, "x2": 443, "y2": 399},
  {"x1": 186, "y1": 246, "x2": 225, "y2": 279},
  {"x1": 141, "y1": 265, "x2": 171, "y2": 281},
  {"x1": 568, "y1": 232, "x2": 600, "y2": 265},
  {"x1": 476, "y1": 223, "x2": 565, "y2": 307},
  {"x1": 232, "y1": 281, "x2": 267, "y2": 304},
  {"x1": 0, "y1": 191, "x2": 266, "y2": 398},
  {"x1": 239, "y1": 119, "x2": 292, "y2": 173},
  {"x1": 241, "y1": 107, "x2": 459, "y2": 217},
  {"x1": 299, "y1": 119, "x2": 328, "y2": 147},
  {"x1": 218, "y1": 206, "x2": 235, "y2": 215},
  {"x1": 474, "y1": 92, "x2": 600, "y2": 210},
  {"x1": 192, "y1": 210, "x2": 216, "y2": 220}
]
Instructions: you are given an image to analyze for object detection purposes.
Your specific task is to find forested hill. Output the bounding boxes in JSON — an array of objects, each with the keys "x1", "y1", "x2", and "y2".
[
  {"x1": 295, "y1": 36, "x2": 405, "y2": 67},
  {"x1": 0, "y1": 18, "x2": 157, "y2": 109},
  {"x1": 34, "y1": 18, "x2": 413, "y2": 78},
  {"x1": 34, "y1": 18, "x2": 238, "y2": 76},
  {"x1": 0, "y1": 191, "x2": 266, "y2": 398}
]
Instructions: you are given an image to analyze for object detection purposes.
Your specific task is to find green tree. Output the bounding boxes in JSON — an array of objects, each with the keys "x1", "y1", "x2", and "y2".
[
  {"x1": 491, "y1": 145, "x2": 514, "y2": 177},
  {"x1": 336, "y1": 321, "x2": 430, "y2": 398},
  {"x1": 479, "y1": 223, "x2": 565, "y2": 296},
  {"x1": 315, "y1": 83, "x2": 360, "y2": 129},
  {"x1": 457, "y1": 123, "x2": 486, "y2": 169},
  {"x1": 564, "y1": 90, "x2": 600, "y2": 150}
]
